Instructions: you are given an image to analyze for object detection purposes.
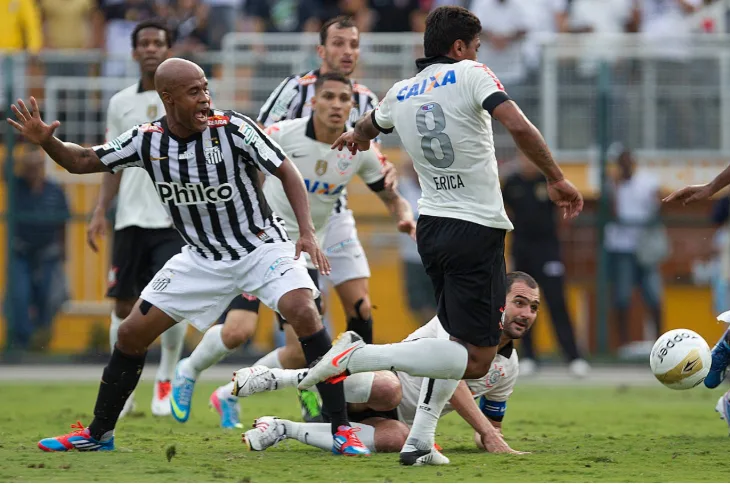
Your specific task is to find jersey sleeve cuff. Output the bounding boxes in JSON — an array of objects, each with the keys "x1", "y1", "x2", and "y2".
[
  {"x1": 371, "y1": 110, "x2": 394, "y2": 134},
  {"x1": 482, "y1": 91, "x2": 511, "y2": 115},
  {"x1": 366, "y1": 177, "x2": 386, "y2": 193}
]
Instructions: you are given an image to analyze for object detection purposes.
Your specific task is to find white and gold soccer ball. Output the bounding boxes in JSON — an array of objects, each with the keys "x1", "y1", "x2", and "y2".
[{"x1": 650, "y1": 329, "x2": 711, "y2": 390}]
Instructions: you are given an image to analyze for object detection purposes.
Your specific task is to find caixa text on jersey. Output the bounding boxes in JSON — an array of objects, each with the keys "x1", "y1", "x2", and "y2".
[{"x1": 155, "y1": 181, "x2": 234, "y2": 205}]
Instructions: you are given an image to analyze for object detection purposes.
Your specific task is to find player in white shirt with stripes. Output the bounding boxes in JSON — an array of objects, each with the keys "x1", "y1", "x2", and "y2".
[
  {"x1": 86, "y1": 19, "x2": 187, "y2": 419},
  {"x1": 300, "y1": 6, "x2": 583, "y2": 465},
  {"x1": 238, "y1": 271, "x2": 538, "y2": 458},
  {"x1": 172, "y1": 72, "x2": 415, "y2": 427},
  {"x1": 11, "y1": 58, "x2": 371, "y2": 456}
]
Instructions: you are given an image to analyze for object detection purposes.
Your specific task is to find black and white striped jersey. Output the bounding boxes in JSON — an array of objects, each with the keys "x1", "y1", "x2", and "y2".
[
  {"x1": 93, "y1": 110, "x2": 290, "y2": 261},
  {"x1": 257, "y1": 69, "x2": 381, "y2": 214}
]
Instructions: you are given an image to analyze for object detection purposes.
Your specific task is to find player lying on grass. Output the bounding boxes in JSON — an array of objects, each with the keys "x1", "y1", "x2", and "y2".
[
  {"x1": 234, "y1": 271, "x2": 539, "y2": 461},
  {"x1": 169, "y1": 71, "x2": 415, "y2": 429}
]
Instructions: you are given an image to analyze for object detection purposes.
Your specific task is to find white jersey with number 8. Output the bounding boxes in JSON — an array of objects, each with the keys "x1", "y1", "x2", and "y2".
[{"x1": 373, "y1": 59, "x2": 513, "y2": 231}]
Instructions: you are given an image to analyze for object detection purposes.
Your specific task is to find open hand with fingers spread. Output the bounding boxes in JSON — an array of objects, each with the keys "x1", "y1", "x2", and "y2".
[{"x1": 6, "y1": 97, "x2": 60, "y2": 145}]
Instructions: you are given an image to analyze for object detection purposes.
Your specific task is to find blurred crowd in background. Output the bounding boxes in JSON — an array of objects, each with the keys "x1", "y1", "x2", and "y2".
[{"x1": 3, "y1": 0, "x2": 730, "y2": 364}]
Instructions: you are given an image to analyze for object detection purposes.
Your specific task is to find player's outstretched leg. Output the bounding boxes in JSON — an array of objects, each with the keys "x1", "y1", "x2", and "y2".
[
  {"x1": 38, "y1": 300, "x2": 177, "y2": 452},
  {"x1": 279, "y1": 289, "x2": 370, "y2": 456},
  {"x1": 705, "y1": 324, "x2": 730, "y2": 388},
  {"x1": 298, "y1": 331, "x2": 469, "y2": 389},
  {"x1": 152, "y1": 322, "x2": 187, "y2": 416}
]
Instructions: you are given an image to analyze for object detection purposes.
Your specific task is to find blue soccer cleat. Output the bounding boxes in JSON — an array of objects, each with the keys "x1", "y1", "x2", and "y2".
[
  {"x1": 705, "y1": 328, "x2": 730, "y2": 389},
  {"x1": 332, "y1": 425, "x2": 370, "y2": 456},
  {"x1": 38, "y1": 421, "x2": 114, "y2": 452},
  {"x1": 170, "y1": 358, "x2": 196, "y2": 423},
  {"x1": 209, "y1": 388, "x2": 242, "y2": 429}
]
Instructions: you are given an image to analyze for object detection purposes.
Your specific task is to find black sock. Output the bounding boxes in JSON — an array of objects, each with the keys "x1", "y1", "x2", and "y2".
[
  {"x1": 346, "y1": 299, "x2": 373, "y2": 344},
  {"x1": 88, "y1": 347, "x2": 146, "y2": 440},
  {"x1": 299, "y1": 328, "x2": 349, "y2": 434}
]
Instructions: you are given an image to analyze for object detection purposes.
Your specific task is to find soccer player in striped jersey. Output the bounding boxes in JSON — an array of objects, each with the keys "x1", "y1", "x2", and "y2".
[
  {"x1": 85, "y1": 19, "x2": 187, "y2": 419},
  {"x1": 9, "y1": 58, "x2": 370, "y2": 456},
  {"x1": 187, "y1": 16, "x2": 395, "y2": 426},
  {"x1": 238, "y1": 271, "x2": 537, "y2": 459}
]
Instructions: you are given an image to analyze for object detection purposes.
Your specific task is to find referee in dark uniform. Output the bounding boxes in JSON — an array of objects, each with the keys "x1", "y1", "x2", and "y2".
[{"x1": 502, "y1": 152, "x2": 590, "y2": 377}]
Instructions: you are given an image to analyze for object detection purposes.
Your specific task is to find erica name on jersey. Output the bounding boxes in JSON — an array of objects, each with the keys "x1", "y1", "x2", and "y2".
[{"x1": 434, "y1": 174, "x2": 465, "y2": 191}]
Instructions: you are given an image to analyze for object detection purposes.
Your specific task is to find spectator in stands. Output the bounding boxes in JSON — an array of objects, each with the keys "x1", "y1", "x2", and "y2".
[
  {"x1": 370, "y1": 0, "x2": 430, "y2": 32},
  {"x1": 203, "y1": 0, "x2": 241, "y2": 50},
  {"x1": 246, "y1": 0, "x2": 314, "y2": 33},
  {"x1": 95, "y1": 0, "x2": 160, "y2": 78},
  {"x1": 166, "y1": 0, "x2": 211, "y2": 55},
  {"x1": 604, "y1": 149, "x2": 667, "y2": 348},
  {"x1": 469, "y1": 0, "x2": 529, "y2": 87},
  {"x1": 0, "y1": 0, "x2": 42, "y2": 111},
  {"x1": 397, "y1": 159, "x2": 437, "y2": 326},
  {"x1": 502, "y1": 150, "x2": 590, "y2": 378},
  {"x1": 4, "y1": 147, "x2": 70, "y2": 354}
]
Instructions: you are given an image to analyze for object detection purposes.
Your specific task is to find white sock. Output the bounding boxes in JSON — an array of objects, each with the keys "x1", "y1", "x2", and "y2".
[
  {"x1": 109, "y1": 311, "x2": 122, "y2": 350},
  {"x1": 217, "y1": 381, "x2": 236, "y2": 399},
  {"x1": 282, "y1": 420, "x2": 376, "y2": 452},
  {"x1": 402, "y1": 378, "x2": 460, "y2": 452},
  {"x1": 157, "y1": 322, "x2": 187, "y2": 382},
  {"x1": 270, "y1": 368, "x2": 307, "y2": 389},
  {"x1": 254, "y1": 348, "x2": 283, "y2": 369},
  {"x1": 347, "y1": 340, "x2": 468, "y2": 380},
  {"x1": 343, "y1": 372, "x2": 375, "y2": 403},
  {"x1": 183, "y1": 325, "x2": 233, "y2": 379}
]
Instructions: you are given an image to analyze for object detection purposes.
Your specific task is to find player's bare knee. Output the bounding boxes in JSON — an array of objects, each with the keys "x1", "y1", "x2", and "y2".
[
  {"x1": 279, "y1": 290, "x2": 320, "y2": 335},
  {"x1": 221, "y1": 312, "x2": 256, "y2": 348},
  {"x1": 369, "y1": 372, "x2": 402, "y2": 411},
  {"x1": 116, "y1": 318, "x2": 146, "y2": 355},
  {"x1": 374, "y1": 421, "x2": 410, "y2": 453},
  {"x1": 349, "y1": 296, "x2": 372, "y2": 320}
]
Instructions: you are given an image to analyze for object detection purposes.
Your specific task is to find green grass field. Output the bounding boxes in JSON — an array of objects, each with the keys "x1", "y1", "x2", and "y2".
[{"x1": 1, "y1": 381, "x2": 729, "y2": 482}]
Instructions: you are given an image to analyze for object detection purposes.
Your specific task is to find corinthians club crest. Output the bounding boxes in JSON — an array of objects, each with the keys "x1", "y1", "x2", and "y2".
[
  {"x1": 336, "y1": 152, "x2": 352, "y2": 174},
  {"x1": 315, "y1": 159, "x2": 328, "y2": 176}
]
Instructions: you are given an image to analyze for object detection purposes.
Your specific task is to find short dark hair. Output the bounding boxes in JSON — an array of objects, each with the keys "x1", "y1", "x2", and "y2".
[
  {"x1": 506, "y1": 271, "x2": 538, "y2": 293},
  {"x1": 131, "y1": 19, "x2": 173, "y2": 49},
  {"x1": 320, "y1": 16, "x2": 358, "y2": 45},
  {"x1": 315, "y1": 72, "x2": 352, "y2": 92},
  {"x1": 423, "y1": 6, "x2": 482, "y2": 57}
]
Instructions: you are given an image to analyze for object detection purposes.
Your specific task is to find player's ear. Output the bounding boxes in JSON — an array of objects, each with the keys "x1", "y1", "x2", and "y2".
[
  {"x1": 160, "y1": 91, "x2": 173, "y2": 105},
  {"x1": 310, "y1": 95, "x2": 317, "y2": 110},
  {"x1": 316, "y1": 44, "x2": 326, "y2": 62}
]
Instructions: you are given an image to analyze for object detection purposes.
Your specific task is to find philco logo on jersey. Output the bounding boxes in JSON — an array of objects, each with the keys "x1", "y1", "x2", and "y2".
[
  {"x1": 397, "y1": 70, "x2": 456, "y2": 102},
  {"x1": 303, "y1": 179, "x2": 346, "y2": 196},
  {"x1": 156, "y1": 182, "x2": 234, "y2": 205},
  {"x1": 207, "y1": 115, "x2": 229, "y2": 127}
]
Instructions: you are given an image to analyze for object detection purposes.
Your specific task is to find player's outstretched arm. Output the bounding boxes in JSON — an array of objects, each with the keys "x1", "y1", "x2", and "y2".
[
  {"x1": 87, "y1": 172, "x2": 122, "y2": 252},
  {"x1": 663, "y1": 165, "x2": 730, "y2": 205},
  {"x1": 274, "y1": 158, "x2": 331, "y2": 275},
  {"x1": 7, "y1": 97, "x2": 110, "y2": 175},
  {"x1": 449, "y1": 381, "x2": 527, "y2": 455},
  {"x1": 492, "y1": 100, "x2": 583, "y2": 219}
]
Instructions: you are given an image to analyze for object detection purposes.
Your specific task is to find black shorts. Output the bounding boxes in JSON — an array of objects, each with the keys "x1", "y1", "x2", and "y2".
[
  {"x1": 218, "y1": 268, "x2": 321, "y2": 329},
  {"x1": 107, "y1": 226, "x2": 185, "y2": 300},
  {"x1": 416, "y1": 215, "x2": 506, "y2": 347}
]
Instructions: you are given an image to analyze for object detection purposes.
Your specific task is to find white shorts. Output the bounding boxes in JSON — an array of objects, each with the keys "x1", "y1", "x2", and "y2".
[
  {"x1": 140, "y1": 243, "x2": 319, "y2": 332},
  {"x1": 321, "y1": 210, "x2": 371, "y2": 287}
]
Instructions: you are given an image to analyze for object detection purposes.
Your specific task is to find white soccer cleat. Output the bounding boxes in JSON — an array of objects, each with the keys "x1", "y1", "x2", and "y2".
[
  {"x1": 232, "y1": 366, "x2": 278, "y2": 397},
  {"x1": 715, "y1": 389, "x2": 730, "y2": 434},
  {"x1": 400, "y1": 446, "x2": 450, "y2": 466},
  {"x1": 568, "y1": 359, "x2": 591, "y2": 379},
  {"x1": 297, "y1": 331, "x2": 364, "y2": 390},
  {"x1": 151, "y1": 380, "x2": 172, "y2": 416},
  {"x1": 118, "y1": 392, "x2": 136, "y2": 419},
  {"x1": 242, "y1": 416, "x2": 286, "y2": 451}
]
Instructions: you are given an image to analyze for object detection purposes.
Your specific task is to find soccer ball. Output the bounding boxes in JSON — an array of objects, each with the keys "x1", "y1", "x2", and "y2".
[{"x1": 649, "y1": 329, "x2": 711, "y2": 390}]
